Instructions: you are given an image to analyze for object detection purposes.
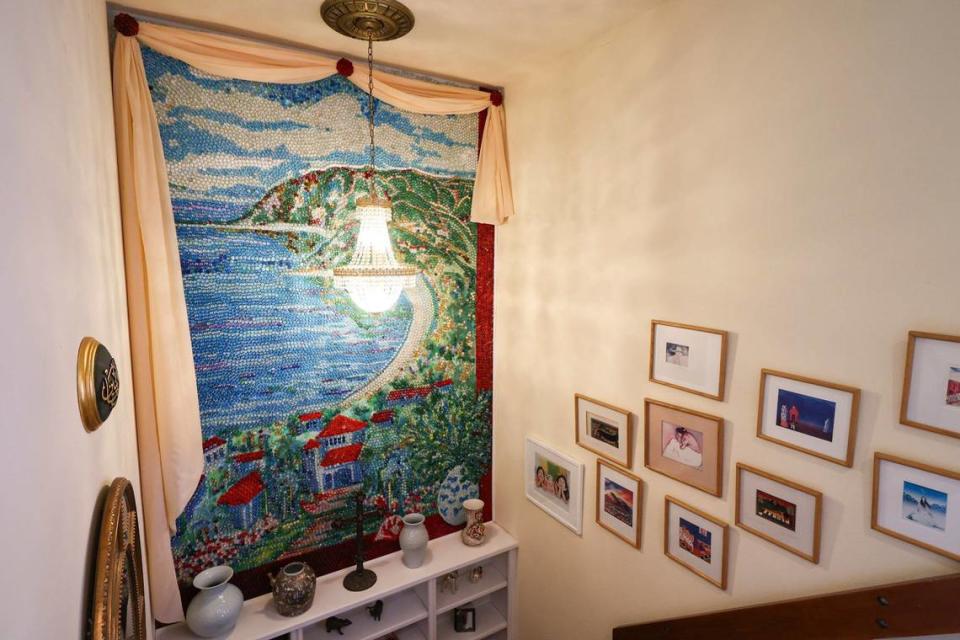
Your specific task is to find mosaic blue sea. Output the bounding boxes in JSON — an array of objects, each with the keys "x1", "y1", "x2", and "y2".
[{"x1": 175, "y1": 205, "x2": 412, "y2": 436}]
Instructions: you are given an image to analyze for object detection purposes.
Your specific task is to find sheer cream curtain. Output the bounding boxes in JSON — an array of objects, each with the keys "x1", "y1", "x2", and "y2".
[{"x1": 112, "y1": 16, "x2": 514, "y2": 623}]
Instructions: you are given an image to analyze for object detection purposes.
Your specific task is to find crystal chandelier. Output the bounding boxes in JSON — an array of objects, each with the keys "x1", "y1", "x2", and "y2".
[
  {"x1": 332, "y1": 195, "x2": 417, "y2": 313},
  {"x1": 330, "y1": 4, "x2": 417, "y2": 313}
]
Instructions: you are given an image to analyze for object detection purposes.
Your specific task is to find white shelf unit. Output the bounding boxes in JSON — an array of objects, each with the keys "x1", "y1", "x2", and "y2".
[{"x1": 156, "y1": 523, "x2": 518, "y2": 640}]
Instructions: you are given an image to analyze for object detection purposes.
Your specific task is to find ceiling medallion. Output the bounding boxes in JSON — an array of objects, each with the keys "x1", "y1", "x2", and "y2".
[{"x1": 320, "y1": 0, "x2": 415, "y2": 41}]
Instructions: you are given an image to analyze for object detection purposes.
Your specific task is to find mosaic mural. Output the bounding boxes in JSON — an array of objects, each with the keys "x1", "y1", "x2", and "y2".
[{"x1": 141, "y1": 46, "x2": 493, "y2": 598}]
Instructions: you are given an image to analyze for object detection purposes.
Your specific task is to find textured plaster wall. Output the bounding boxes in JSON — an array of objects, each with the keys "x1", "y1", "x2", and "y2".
[
  {"x1": 493, "y1": 1, "x2": 960, "y2": 638},
  {"x1": 0, "y1": 1, "x2": 148, "y2": 637}
]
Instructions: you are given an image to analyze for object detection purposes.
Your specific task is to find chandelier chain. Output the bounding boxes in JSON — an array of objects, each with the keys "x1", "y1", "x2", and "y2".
[{"x1": 367, "y1": 33, "x2": 376, "y2": 196}]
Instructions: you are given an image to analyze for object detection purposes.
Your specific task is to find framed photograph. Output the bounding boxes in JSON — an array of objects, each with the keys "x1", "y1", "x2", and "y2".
[
  {"x1": 644, "y1": 399, "x2": 724, "y2": 496},
  {"x1": 453, "y1": 607, "x2": 476, "y2": 632},
  {"x1": 664, "y1": 496, "x2": 729, "y2": 589},
  {"x1": 525, "y1": 438, "x2": 585, "y2": 534},
  {"x1": 575, "y1": 394, "x2": 633, "y2": 467},
  {"x1": 735, "y1": 463, "x2": 822, "y2": 563},
  {"x1": 901, "y1": 331, "x2": 960, "y2": 439},
  {"x1": 756, "y1": 369, "x2": 860, "y2": 467},
  {"x1": 872, "y1": 453, "x2": 960, "y2": 561},
  {"x1": 649, "y1": 320, "x2": 728, "y2": 400},
  {"x1": 596, "y1": 460, "x2": 643, "y2": 548}
]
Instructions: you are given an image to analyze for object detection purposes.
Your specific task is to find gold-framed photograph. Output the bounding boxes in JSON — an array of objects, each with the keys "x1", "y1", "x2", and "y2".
[
  {"x1": 735, "y1": 463, "x2": 822, "y2": 563},
  {"x1": 575, "y1": 394, "x2": 633, "y2": 468},
  {"x1": 649, "y1": 320, "x2": 728, "y2": 400},
  {"x1": 596, "y1": 460, "x2": 642, "y2": 548},
  {"x1": 664, "y1": 496, "x2": 729, "y2": 590},
  {"x1": 872, "y1": 452, "x2": 960, "y2": 561},
  {"x1": 756, "y1": 369, "x2": 860, "y2": 467},
  {"x1": 644, "y1": 399, "x2": 724, "y2": 496},
  {"x1": 900, "y1": 331, "x2": 960, "y2": 440}
]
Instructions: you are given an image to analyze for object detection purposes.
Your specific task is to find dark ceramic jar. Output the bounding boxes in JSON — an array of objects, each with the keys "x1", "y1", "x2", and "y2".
[{"x1": 269, "y1": 562, "x2": 316, "y2": 617}]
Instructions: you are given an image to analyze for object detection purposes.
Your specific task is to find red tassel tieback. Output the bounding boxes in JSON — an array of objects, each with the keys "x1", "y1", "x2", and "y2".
[
  {"x1": 336, "y1": 58, "x2": 354, "y2": 77},
  {"x1": 113, "y1": 13, "x2": 140, "y2": 37}
]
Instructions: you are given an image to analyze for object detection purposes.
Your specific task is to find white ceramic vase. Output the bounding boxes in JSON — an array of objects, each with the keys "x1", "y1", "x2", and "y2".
[
  {"x1": 461, "y1": 498, "x2": 486, "y2": 546},
  {"x1": 185, "y1": 565, "x2": 244, "y2": 638},
  {"x1": 399, "y1": 512, "x2": 429, "y2": 568}
]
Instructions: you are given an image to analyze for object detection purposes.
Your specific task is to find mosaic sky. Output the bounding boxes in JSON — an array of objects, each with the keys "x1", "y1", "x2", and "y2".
[{"x1": 142, "y1": 46, "x2": 478, "y2": 209}]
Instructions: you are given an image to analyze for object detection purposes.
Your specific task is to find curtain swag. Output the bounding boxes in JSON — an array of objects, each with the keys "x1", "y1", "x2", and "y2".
[{"x1": 111, "y1": 13, "x2": 514, "y2": 624}]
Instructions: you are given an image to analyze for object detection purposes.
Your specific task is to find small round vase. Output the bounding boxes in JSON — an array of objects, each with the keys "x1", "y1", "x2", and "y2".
[
  {"x1": 270, "y1": 561, "x2": 316, "y2": 617},
  {"x1": 185, "y1": 566, "x2": 243, "y2": 638},
  {"x1": 399, "y1": 512, "x2": 428, "y2": 568},
  {"x1": 461, "y1": 499, "x2": 486, "y2": 546}
]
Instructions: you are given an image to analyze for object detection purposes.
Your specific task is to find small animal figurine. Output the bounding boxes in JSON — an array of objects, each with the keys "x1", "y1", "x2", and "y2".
[
  {"x1": 440, "y1": 570, "x2": 459, "y2": 594},
  {"x1": 367, "y1": 599, "x2": 384, "y2": 621},
  {"x1": 468, "y1": 565, "x2": 484, "y2": 584},
  {"x1": 325, "y1": 616, "x2": 352, "y2": 635}
]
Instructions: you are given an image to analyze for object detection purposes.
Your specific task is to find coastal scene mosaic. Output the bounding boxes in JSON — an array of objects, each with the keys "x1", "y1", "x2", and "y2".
[{"x1": 142, "y1": 46, "x2": 492, "y2": 592}]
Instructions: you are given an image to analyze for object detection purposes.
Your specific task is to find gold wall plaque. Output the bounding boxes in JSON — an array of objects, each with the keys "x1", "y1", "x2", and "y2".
[
  {"x1": 77, "y1": 337, "x2": 120, "y2": 432},
  {"x1": 90, "y1": 478, "x2": 147, "y2": 640}
]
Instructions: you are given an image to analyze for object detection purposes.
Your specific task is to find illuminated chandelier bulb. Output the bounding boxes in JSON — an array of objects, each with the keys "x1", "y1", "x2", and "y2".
[{"x1": 333, "y1": 195, "x2": 417, "y2": 313}]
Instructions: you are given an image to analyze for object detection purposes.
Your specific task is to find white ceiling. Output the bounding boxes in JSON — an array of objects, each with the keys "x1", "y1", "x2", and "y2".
[{"x1": 112, "y1": 0, "x2": 662, "y2": 87}]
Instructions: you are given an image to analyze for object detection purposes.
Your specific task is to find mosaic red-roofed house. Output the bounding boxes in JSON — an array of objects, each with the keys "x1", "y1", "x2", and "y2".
[
  {"x1": 317, "y1": 414, "x2": 367, "y2": 448},
  {"x1": 386, "y1": 385, "x2": 433, "y2": 407},
  {"x1": 300, "y1": 415, "x2": 368, "y2": 493},
  {"x1": 318, "y1": 443, "x2": 364, "y2": 491},
  {"x1": 371, "y1": 409, "x2": 395, "y2": 426},
  {"x1": 232, "y1": 450, "x2": 265, "y2": 474},
  {"x1": 298, "y1": 411, "x2": 324, "y2": 434},
  {"x1": 217, "y1": 471, "x2": 264, "y2": 530},
  {"x1": 202, "y1": 436, "x2": 227, "y2": 465}
]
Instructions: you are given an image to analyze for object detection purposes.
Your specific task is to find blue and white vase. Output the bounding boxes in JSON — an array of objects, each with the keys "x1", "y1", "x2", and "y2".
[
  {"x1": 185, "y1": 565, "x2": 244, "y2": 638},
  {"x1": 437, "y1": 465, "x2": 479, "y2": 526}
]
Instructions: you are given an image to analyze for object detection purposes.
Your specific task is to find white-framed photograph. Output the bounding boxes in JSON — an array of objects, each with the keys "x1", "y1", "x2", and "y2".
[
  {"x1": 664, "y1": 496, "x2": 729, "y2": 590},
  {"x1": 525, "y1": 438, "x2": 585, "y2": 534},
  {"x1": 596, "y1": 460, "x2": 642, "y2": 548},
  {"x1": 872, "y1": 453, "x2": 960, "y2": 561},
  {"x1": 649, "y1": 320, "x2": 728, "y2": 400},
  {"x1": 575, "y1": 394, "x2": 633, "y2": 468},
  {"x1": 901, "y1": 331, "x2": 960, "y2": 440},
  {"x1": 736, "y1": 463, "x2": 822, "y2": 564},
  {"x1": 757, "y1": 369, "x2": 860, "y2": 467}
]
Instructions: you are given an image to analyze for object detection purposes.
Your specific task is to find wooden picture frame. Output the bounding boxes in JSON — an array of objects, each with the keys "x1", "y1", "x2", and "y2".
[
  {"x1": 575, "y1": 393, "x2": 633, "y2": 468},
  {"x1": 644, "y1": 399, "x2": 724, "y2": 496},
  {"x1": 756, "y1": 369, "x2": 860, "y2": 467},
  {"x1": 596, "y1": 460, "x2": 643, "y2": 548},
  {"x1": 649, "y1": 320, "x2": 728, "y2": 400},
  {"x1": 735, "y1": 463, "x2": 822, "y2": 564},
  {"x1": 664, "y1": 496, "x2": 729, "y2": 590},
  {"x1": 872, "y1": 452, "x2": 960, "y2": 561},
  {"x1": 900, "y1": 331, "x2": 960, "y2": 440}
]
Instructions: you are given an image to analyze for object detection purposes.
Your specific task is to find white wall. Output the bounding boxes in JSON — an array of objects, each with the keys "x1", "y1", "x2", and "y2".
[
  {"x1": 494, "y1": 1, "x2": 960, "y2": 638},
  {"x1": 0, "y1": 1, "x2": 147, "y2": 637}
]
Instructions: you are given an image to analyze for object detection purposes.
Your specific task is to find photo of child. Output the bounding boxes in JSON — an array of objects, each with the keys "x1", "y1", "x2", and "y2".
[
  {"x1": 661, "y1": 421, "x2": 704, "y2": 470},
  {"x1": 535, "y1": 454, "x2": 571, "y2": 505}
]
